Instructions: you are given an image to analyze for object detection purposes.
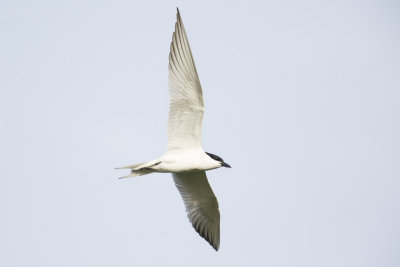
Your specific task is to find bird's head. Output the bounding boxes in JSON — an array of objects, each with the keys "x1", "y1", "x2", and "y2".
[{"x1": 206, "y1": 152, "x2": 231, "y2": 168}]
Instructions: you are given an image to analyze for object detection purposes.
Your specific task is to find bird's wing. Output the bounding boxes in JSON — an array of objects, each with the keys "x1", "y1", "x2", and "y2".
[
  {"x1": 167, "y1": 8, "x2": 204, "y2": 151},
  {"x1": 173, "y1": 171, "x2": 220, "y2": 251}
]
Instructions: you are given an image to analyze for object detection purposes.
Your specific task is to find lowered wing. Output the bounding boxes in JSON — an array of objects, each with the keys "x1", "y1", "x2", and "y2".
[{"x1": 173, "y1": 171, "x2": 220, "y2": 250}]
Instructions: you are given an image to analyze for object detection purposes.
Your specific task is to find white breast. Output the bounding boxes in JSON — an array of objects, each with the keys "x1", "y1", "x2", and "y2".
[{"x1": 155, "y1": 149, "x2": 220, "y2": 173}]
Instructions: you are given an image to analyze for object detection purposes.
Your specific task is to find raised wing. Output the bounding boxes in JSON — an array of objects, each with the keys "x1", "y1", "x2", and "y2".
[
  {"x1": 167, "y1": 8, "x2": 204, "y2": 151},
  {"x1": 173, "y1": 171, "x2": 220, "y2": 250}
]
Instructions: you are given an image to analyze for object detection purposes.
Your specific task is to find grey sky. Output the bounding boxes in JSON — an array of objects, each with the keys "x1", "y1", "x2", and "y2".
[{"x1": 0, "y1": 0, "x2": 399, "y2": 266}]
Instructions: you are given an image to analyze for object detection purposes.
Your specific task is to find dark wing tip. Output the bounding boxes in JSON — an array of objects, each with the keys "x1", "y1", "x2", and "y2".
[
  {"x1": 191, "y1": 221, "x2": 220, "y2": 251},
  {"x1": 188, "y1": 210, "x2": 220, "y2": 251}
]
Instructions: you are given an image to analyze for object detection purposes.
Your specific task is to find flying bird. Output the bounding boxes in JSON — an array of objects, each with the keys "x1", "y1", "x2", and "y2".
[{"x1": 117, "y1": 8, "x2": 230, "y2": 251}]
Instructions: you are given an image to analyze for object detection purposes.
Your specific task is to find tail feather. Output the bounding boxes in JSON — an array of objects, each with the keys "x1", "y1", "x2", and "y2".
[
  {"x1": 118, "y1": 169, "x2": 153, "y2": 179},
  {"x1": 116, "y1": 159, "x2": 160, "y2": 179},
  {"x1": 115, "y1": 162, "x2": 147, "y2": 170}
]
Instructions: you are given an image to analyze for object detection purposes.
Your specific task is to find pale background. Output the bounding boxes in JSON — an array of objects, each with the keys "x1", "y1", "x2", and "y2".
[{"x1": 1, "y1": 0, "x2": 399, "y2": 266}]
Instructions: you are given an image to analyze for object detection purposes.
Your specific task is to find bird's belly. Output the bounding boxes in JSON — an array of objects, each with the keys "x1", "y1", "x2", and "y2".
[
  {"x1": 157, "y1": 162, "x2": 216, "y2": 173},
  {"x1": 155, "y1": 154, "x2": 219, "y2": 173}
]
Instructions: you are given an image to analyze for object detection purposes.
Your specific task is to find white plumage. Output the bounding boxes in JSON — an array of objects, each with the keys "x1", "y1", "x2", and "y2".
[{"x1": 117, "y1": 8, "x2": 230, "y2": 251}]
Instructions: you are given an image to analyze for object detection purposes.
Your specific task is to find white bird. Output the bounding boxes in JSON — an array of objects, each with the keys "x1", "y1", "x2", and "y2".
[{"x1": 117, "y1": 8, "x2": 230, "y2": 251}]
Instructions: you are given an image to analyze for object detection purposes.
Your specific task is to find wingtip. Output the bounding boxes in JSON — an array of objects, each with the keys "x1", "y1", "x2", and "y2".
[
  {"x1": 208, "y1": 239, "x2": 220, "y2": 251},
  {"x1": 192, "y1": 222, "x2": 220, "y2": 251},
  {"x1": 212, "y1": 242, "x2": 220, "y2": 251},
  {"x1": 212, "y1": 236, "x2": 220, "y2": 251}
]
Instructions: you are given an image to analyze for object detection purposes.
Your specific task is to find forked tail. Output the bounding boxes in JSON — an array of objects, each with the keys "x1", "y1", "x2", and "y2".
[
  {"x1": 117, "y1": 169, "x2": 154, "y2": 179},
  {"x1": 115, "y1": 160, "x2": 160, "y2": 179}
]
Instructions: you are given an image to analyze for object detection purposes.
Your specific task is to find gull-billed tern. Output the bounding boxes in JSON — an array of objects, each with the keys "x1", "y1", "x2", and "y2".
[{"x1": 117, "y1": 8, "x2": 230, "y2": 251}]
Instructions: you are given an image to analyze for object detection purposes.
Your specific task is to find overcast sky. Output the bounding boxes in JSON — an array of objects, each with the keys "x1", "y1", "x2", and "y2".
[{"x1": 1, "y1": 0, "x2": 399, "y2": 266}]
